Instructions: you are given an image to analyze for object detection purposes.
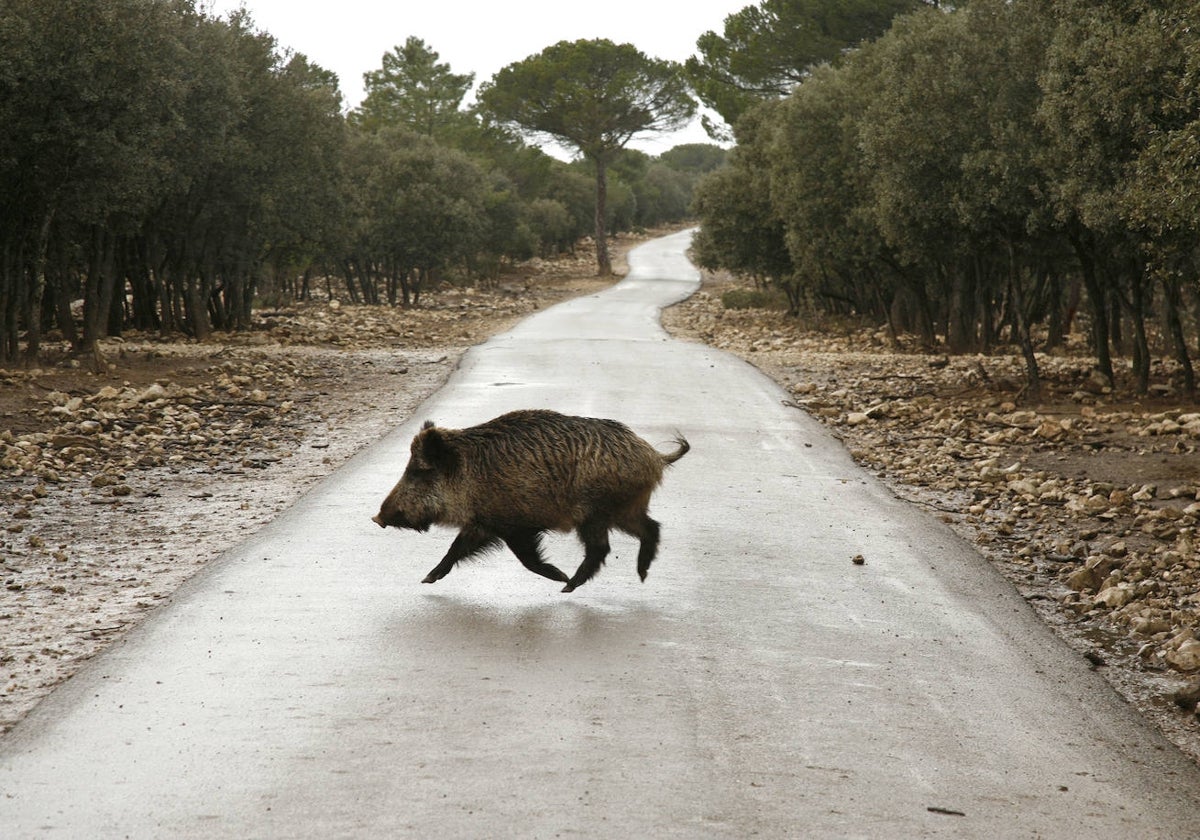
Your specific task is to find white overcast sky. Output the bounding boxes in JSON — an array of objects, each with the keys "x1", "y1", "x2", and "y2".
[{"x1": 202, "y1": 0, "x2": 748, "y2": 157}]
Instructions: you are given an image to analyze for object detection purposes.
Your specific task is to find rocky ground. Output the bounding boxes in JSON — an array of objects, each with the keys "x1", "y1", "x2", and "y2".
[
  {"x1": 3, "y1": 238, "x2": 1199, "y2": 767},
  {"x1": 662, "y1": 275, "x2": 1200, "y2": 763}
]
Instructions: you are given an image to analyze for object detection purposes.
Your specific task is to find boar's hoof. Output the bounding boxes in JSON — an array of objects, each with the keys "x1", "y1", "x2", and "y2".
[{"x1": 561, "y1": 583, "x2": 577, "y2": 594}]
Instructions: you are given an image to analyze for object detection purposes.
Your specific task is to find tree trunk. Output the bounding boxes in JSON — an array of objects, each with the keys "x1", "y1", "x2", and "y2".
[
  {"x1": 79, "y1": 226, "x2": 118, "y2": 354},
  {"x1": 1070, "y1": 232, "x2": 1113, "y2": 383},
  {"x1": 412, "y1": 267, "x2": 426, "y2": 307},
  {"x1": 946, "y1": 261, "x2": 977, "y2": 353},
  {"x1": 592, "y1": 156, "x2": 612, "y2": 277},
  {"x1": 1007, "y1": 241, "x2": 1041, "y2": 400},
  {"x1": 1046, "y1": 269, "x2": 1066, "y2": 350},
  {"x1": 0, "y1": 239, "x2": 17, "y2": 364},
  {"x1": 160, "y1": 261, "x2": 184, "y2": 336},
  {"x1": 22, "y1": 211, "x2": 54, "y2": 363},
  {"x1": 905, "y1": 277, "x2": 936, "y2": 349},
  {"x1": 129, "y1": 237, "x2": 161, "y2": 331},
  {"x1": 52, "y1": 267, "x2": 78, "y2": 348},
  {"x1": 1162, "y1": 274, "x2": 1196, "y2": 401},
  {"x1": 1122, "y1": 271, "x2": 1150, "y2": 396},
  {"x1": 185, "y1": 271, "x2": 212, "y2": 341},
  {"x1": 234, "y1": 252, "x2": 256, "y2": 330}
]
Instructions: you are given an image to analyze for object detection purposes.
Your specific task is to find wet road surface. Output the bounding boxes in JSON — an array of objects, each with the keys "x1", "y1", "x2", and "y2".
[{"x1": 3, "y1": 230, "x2": 1200, "y2": 838}]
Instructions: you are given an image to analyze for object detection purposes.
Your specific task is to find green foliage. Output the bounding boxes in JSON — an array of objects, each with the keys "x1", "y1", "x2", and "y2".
[
  {"x1": 522, "y1": 199, "x2": 577, "y2": 257},
  {"x1": 352, "y1": 37, "x2": 475, "y2": 138},
  {"x1": 0, "y1": 0, "x2": 187, "y2": 229},
  {"x1": 480, "y1": 39, "x2": 695, "y2": 162},
  {"x1": 540, "y1": 167, "x2": 598, "y2": 242},
  {"x1": 691, "y1": 164, "x2": 789, "y2": 284},
  {"x1": 479, "y1": 39, "x2": 696, "y2": 274},
  {"x1": 721, "y1": 287, "x2": 790, "y2": 310},
  {"x1": 0, "y1": 0, "x2": 350, "y2": 354},
  {"x1": 694, "y1": 0, "x2": 1200, "y2": 397},
  {"x1": 691, "y1": 101, "x2": 794, "y2": 306},
  {"x1": 0, "y1": 12, "x2": 710, "y2": 364},
  {"x1": 685, "y1": 0, "x2": 925, "y2": 135},
  {"x1": 340, "y1": 129, "x2": 490, "y2": 305},
  {"x1": 768, "y1": 56, "x2": 904, "y2": 329},
  {"x1": 632, "y1": 163, "x2": 692, "y2": 227},
  {"x1": 659, "y1": 144, "x2": 729, "y2": 175}
]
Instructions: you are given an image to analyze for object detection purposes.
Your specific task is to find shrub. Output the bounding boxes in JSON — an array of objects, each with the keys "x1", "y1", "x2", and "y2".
[{"x1": 721, "y1": 287, "x2": 790, "y2": 311}]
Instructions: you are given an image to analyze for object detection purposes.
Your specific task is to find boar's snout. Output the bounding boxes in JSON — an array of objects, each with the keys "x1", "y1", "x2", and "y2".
[
  {"x1": 373, "y1": 509, "x2": 406, "y2": 529},
  {"x1": 372, "y1": 505, "x2": 431, "y2": 532}
]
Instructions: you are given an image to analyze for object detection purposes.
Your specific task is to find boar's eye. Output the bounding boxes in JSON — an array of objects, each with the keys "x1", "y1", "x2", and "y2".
[{"x1": 404, "y1": 459, "x2": 435, "y2": 479}]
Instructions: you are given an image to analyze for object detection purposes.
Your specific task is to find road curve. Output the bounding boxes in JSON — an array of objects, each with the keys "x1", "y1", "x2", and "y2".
[{"x1": 3, "y1": 230, "x2": 1200, "y2": 838}]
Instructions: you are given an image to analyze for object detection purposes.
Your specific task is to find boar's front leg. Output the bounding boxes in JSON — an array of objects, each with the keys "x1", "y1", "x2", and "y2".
[
  {"x1": 423, "y1": 527, "x2": 500, "y2": 584},
  {"x1": 501, "y1": 528, "x2": 569, "y2": 583}
]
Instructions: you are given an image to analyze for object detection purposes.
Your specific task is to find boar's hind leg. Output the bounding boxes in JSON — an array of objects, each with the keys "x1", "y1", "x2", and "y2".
[
  {"x1": 620, "y1": 513, "x2": 661, "y2": 582},
  {"x1": 423, "y1": 527, "x2": 500, "y2": 584},
  {"x1": 562, "y1": 520, "x2": 611, "y2": 593},
  {"x1": 502, "y1": 529, "x2": 569, "y2": 583}
]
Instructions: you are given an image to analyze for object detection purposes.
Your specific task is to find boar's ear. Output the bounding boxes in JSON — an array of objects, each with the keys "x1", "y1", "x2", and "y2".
[{"x1": 416, "y1": 424, "x2": 459, "y2": 473}]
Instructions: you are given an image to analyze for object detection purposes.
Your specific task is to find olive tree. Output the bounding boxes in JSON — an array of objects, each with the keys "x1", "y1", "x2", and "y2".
[
  {"x1": 1040, "y1": 0, "x2": 1197, "y2": 395},
  {"x1": 692, "y1": 103, "x2": 794, "y2": 307}
]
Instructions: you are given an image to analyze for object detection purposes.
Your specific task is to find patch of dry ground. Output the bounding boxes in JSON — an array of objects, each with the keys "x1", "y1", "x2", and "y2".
[
  {"x1": 662, "y1": 273, "x2": 1200, "y2": 764},
  {"x1": 0, "y1": 237, "x2": 638, "y2": 734}
]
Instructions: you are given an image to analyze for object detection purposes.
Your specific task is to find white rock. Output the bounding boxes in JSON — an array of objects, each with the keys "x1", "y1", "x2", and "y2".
[
  {"x1": 1094, "y1": 585, "x2": 1133, "y2": 609},
  {"x1": 1167, "y1": 640, "x2": 1200, "y2": 672},
  {"x1": 138, "y1": 383, "x2": 168, "y2": 403},
  {"x1": 1035, "y1": 420, "x2": 1065, "y2": 441},
  {"x1": 1133, "y1": 484, "x2": 1158, "y2": 502}
]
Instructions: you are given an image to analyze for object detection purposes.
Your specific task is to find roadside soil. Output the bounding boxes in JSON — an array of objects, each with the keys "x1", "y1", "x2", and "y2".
[{"x1": 3, "y1": 237, "x2": 1199, "y2": 769}]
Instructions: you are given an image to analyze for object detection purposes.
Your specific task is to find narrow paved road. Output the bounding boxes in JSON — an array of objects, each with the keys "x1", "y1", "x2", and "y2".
[{"x1": 3, "y1": 231, "x2": 1200, "y2": 838}]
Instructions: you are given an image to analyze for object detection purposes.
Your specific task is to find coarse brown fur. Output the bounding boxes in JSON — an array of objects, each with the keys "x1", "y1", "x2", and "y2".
[{"x1": 372, "y1": 409, "x2": 689, "y2": 592}]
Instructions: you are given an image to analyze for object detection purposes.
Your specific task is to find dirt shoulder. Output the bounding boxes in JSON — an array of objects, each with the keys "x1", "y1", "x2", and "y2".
[
  {"x1": 0, "y1": 237, "x2": 641, "y2": 734},
  {"x1": 661, "y1": 272, "x2": 1200, "y2": 764}
]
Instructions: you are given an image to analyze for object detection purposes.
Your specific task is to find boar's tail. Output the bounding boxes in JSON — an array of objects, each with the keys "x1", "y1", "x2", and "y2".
[{"x1": 661, "y1": 435, "x2": 690, "y2": 465}]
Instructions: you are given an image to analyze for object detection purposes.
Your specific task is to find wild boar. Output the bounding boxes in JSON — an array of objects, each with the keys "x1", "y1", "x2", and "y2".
[{"x1": 372, "y1": 408, "x2": 689, "y2": 592}]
